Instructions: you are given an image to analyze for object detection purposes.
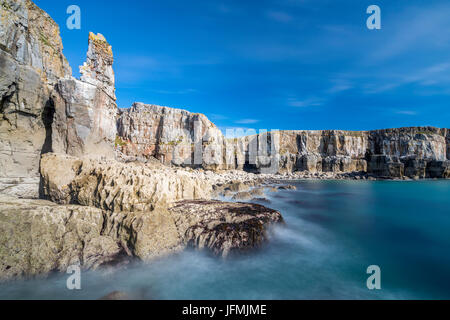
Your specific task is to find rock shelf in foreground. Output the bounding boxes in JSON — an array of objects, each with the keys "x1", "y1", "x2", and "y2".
[
  {"x1": 0, "y1": 195, "x2": 284, "y2": 281},
  {"x1": 170, "y1": 200, "x2": 284, "y2": 257}
]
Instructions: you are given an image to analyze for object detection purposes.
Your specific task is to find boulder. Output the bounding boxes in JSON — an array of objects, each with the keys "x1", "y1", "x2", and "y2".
[
  {"x1": 232, "y1": 191, "x2": 253, "y2": 201},
  {"x1": 170, "y1": 200, "x2": 284, "y2": 257}
]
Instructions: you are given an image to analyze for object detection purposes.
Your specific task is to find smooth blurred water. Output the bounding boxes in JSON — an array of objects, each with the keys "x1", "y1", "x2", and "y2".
[{"x1": 1, "y1": 180, "x2": 449, "y2": 300}]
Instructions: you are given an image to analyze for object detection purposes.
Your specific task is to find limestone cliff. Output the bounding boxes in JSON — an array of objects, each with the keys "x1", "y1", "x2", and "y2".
[
  {"x1": 115, "y1": 103, "x2": 449, "y2": 178},
  {"x1": 0, "y1": 0, "x2": 71, "y2": 197},
  {"x1": 51, "y1": 32, "x2": 118, "y2": 160},
  {"x1": 0, "y1": 1, "x2": 118, "y2": 198},
  {"x1": 117, "y1": 103, "x2": 224, "y2": 169},
  {"x1": 0, "y1": 195, "x2": 122, "y2": 281}
]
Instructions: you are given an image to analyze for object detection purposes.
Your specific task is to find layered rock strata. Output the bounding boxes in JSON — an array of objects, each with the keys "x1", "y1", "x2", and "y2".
[
  {"x1": 0, "y1": 0, "x2": 71, "y2": 197},
  {"x1": 1, "y1": 0, "x2": 448, "y2": 283},
  {"x1": 40, "y1": 153, "x2": 212, "y2": 211},
  {"x1": 117, "y1": 103, "x2": 224, "y2": 170},
  {"x1": 0, "y1": 195, "x2": 122, "y2": 281},
  {"x1": 0, "y1": 153, "x2": 284, "y2": 281},
  {"x1": 0, "y1": 0, "x2": 118, "y2": 198},
  {"x1": 51, "y1": 32, "x2": 117, "y2": 160},
  {"x1": 116, "y1": 103, "x2": 450, "y2": 179}
]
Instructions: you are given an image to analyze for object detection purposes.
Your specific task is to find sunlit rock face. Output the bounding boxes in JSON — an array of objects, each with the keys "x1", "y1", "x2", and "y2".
[
  {"x1": 80, "y1": 32, "x2": 116, "y2": 101},
  {"x1": 115, "y1": 103, "x2": 450, "y2": 178},
  {"x1": 365, "y1": 127, "x2": 449, "y2": 178},
  {"x1": 0, "y1": 0, "x2": 72, "y2": 198},
  {"x1": 39, "y1": 153, "x2": 213, "y2": 212},
  {"x1": 116, "y1": 103, "x2": 224, "y2": 169},
  {"x1": 0, "y1": 0, "x2": 118, "y2": 198},
  {"x1": 251, "y1": 127, "x2": 449, "y2": 178},
  {"x1": 0, "y1": 194, "x2": 122, "y2": 282},
  {"x1": 52, "y1": 32, "x2": 118, "y2": 160}
]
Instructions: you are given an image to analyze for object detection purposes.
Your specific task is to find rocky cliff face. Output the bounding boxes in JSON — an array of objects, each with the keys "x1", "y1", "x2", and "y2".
[
  {"x1": 0, "y1": 194, "x2": 122, "y2": 281},
  {"x1": 117, "y1": 103, "x2": 224, "y2": 169},
  {"x1": 116, "y1": 104, "x2": 449, "y2": 178},
  {"x1": 0, "y1": 0, "x2": 71, "y2": 197},
  {"x1": 51, "y1": 32, "x2": 118, "y2": 160},
  {"x1": 241, "y1": 128, "x2": 449, "y2": 178},
  {"x1": 2, "y1": 0, "x2": 447, "y2": 202},
  {"x1": 271, "y1": 127, "x2": 449, "y2": 178},
  {"x1": 0, "y1": 0, "x2": 118, "y2": 198}
]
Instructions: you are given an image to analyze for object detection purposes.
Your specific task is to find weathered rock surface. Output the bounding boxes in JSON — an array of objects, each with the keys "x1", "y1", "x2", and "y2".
[
  {"x1": 232, "y1": 191, "x2": 253, "y2": 201},
  {"x1": 2, "y1": 0, "x2": 449, "y2": 285},
  {"x1": 266, "y1": 128, "x2": 450, "y2": 178},
  {"x1": 0, "y1": 193, "x2": 285, "y2": 280},
  {"x1": 40, "y1": 153, "x2": 212, "y2": 211},
  {"x1": 241, "y1": 128, "x2": 449, "y2": 178},
  {"x1": 0, "y1": 195, "x2": 122, "y2": 281},
  {"x1": 115, "y1": 102, "x2": 449, "y2": 179},
  {"x1": 169, "y1": 200, "x2": 284, "y2": 257},
  {"x1": 116, "y1": 103, "x2": 224, "y2": 169},
  {"x1": 0, "y1": 1, "x2": 118, "y2": 198},
  {"x1": 51, "y1": 32, "x2": 118, "y2": 159},
  {"x1": 0, "y1": 0, "x2": 71, "y2": 198}
]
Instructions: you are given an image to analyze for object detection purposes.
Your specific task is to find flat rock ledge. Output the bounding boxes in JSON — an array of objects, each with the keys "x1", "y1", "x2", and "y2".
[
  {"x1": 0, "y1": 196, "x2": 284, "y2": 281},
  {"x1": 170, "y1": 200, "x2": 284, "y2": 257}
]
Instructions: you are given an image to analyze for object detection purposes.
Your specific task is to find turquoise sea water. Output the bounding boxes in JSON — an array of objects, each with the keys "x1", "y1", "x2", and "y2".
[{"x1": 1, "y1": 180, "x2": 449, "y2": 300}]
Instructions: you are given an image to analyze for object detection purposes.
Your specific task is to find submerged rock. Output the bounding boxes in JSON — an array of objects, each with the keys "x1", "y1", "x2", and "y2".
[
  {"x1": 231, "y1": 191, "x2": 253, "y2": 201},
  {"x1": 170, "y1": 200, "x2": 284, "y2": 257},
  {"x1": 225, "y1": 181, "x2": 250, "y2": 192},
  {"x1": 252, "y1": 198, "x2": 272, "y2": 204},
  {"x1": 250, "y1": 187, "x2": 266, "y2": 197},
  {"x1": 278, "y1": 185, "x2": 297, "y2": 190}
]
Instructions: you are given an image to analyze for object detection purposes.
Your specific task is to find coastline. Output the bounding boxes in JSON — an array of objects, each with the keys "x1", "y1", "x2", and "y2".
[{"x1": 0, "y1": 0, "x2": 449, "y2": 288}]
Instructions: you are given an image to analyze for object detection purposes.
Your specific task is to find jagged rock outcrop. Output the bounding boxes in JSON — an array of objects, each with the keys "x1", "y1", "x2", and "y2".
[
  {"x1": 40, "y1": 153, "x2": 213, "y2": 211},
  {"x1": 0, "y1": 0, "x2": 71, "y2": 197},
  {"x1": 51, "y1": 32, "x2": 118, "y2": 159},
  {"x1": 117, "y1": 103, "x2": 224, "y2": 170},
  {"x1": 0, "y1": 1, "x2": 118, "y2": 198},
  {"x1": 0, "y1": 195, "x2": 122, "y2": 281},
  {"x1": 80, "y1": 33, "x2": 116, "y2": 101},
  {"x1": 169, "y1": 200, "x2": 284, "y2": 257},
  {"x1": 0, "y1": 192, "x2": 285, "y2": 280}
]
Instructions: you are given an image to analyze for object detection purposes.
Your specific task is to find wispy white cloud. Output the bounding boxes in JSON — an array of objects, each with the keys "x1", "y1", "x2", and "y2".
[
  {"x1": 209, "y1": 114, "x2": 228, "y2": 121},
  {"x1": 327, "y1": 79, "x2": 354, "y2": 94},
  {"x1": 368, "y1": 4, "x2": 450, "y2": 62},
  {"x1": 363, "y1": 61, "x2": 450, "y2": 94},
  {"x1": 287, "y1": 97, "x2": 325, "y2": 108},
  {"x1": 235, "y1": 119, "x2": 260, "y2": 124}
]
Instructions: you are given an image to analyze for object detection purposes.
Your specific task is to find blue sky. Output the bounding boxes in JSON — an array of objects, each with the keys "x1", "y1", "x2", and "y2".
[{"x1": 34, "y1": 0, "x2": 450, "y2": 131}]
